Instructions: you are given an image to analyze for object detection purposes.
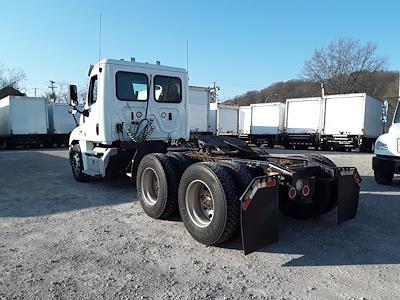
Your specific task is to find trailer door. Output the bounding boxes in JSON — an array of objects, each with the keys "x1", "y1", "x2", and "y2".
[{"x1": 323, "y1": 95, "x2": 364, "y2": 135}]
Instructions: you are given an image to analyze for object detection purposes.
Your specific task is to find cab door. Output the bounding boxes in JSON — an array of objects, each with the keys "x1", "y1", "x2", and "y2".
[{"x1": 82, "y1": 74, "x2": 101, "y2": 142}]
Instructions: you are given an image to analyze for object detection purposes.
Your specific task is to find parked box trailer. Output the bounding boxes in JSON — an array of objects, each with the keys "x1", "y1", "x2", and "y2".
[
  {"x1": 284, "y1": 97, "x2": 322, "y2": 149},
  {"x1": 209, "y1": 103, "x2": 239, "y2": 135},
  {"x1": 48, "y1": 102, "x2": 77, "y2": 145},
  {"x1": 238, "y1": 106, "x2": 251, "y2": 136},
  {"x1": 321, "y1": 93, "x2": 383, "y2": 152},
  {"x1": 188, "y1": 86, "x2": 210, "y2": 135},
  {"x1": 250, "y1": 102, "x2": 285, "y2": 147},
  {"x1": 0, "y1": 96, "x2": 49, "y2": 148}
]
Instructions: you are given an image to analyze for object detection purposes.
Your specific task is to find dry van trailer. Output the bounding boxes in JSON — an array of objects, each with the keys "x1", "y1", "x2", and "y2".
[
  {"x1": 320, "y1": 93, "x2": 384, "y2": 152},
  {"x1": 188, "y1": 86, "x2": 211, "y2": 136},
  {"x1": 283, "y1": 97, "x2": 322, "y2": 149},
  {"x1": 209, "y1": 103, "x2": 240, "y2": 136},
  {"x1": 249, "y1": 102, "x2": 285, "y2": 147},
  {"x1": 0, "y1": 96, "x2": 49, "y2": 149},
  {"x1": 238, "y1": 106, "x2": 251, "y2": 138},
  {"x1": 48, "y1": 102, "x2": 79, "y2": 146}
]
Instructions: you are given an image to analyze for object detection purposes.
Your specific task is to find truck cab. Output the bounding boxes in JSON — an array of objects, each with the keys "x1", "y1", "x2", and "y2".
[
  {"x1": 68, "y1": 59, "x2": 189, "y2": 179},
  {"x1": 373, "y1": 100, "x2": 400, "y2": 184}
]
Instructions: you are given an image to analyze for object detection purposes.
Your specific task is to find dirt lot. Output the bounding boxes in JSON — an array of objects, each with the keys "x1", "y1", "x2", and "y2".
[{"x1": 0, "y1": 149, "x2": 399, "y2": 299}]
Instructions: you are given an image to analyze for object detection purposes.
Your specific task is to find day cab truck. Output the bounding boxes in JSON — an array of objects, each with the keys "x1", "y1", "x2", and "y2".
[
  {"x1": 67, "y1": 58, "x2": 361, "y2": 255},
  {"x1": 373, "y1": 99, "x2": 400, "y2": 184}
]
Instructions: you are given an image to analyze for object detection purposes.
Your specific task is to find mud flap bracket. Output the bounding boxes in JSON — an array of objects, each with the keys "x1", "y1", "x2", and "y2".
[{"x1": 240, "y1": 175, "x2": 280, "y2": 255}]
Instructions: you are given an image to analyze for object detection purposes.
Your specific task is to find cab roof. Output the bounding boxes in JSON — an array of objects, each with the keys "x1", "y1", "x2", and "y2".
[{"x1": 96, "y1": 58, "x2": 187, "y2": 74}]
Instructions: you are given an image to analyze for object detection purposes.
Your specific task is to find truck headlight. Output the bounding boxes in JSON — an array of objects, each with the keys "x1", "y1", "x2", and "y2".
[{"x1": 376, "y1": 141, "x2": 388, "y2": 150}]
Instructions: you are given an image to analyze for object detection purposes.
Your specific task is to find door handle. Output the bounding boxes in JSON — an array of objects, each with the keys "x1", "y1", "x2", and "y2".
[{"x1": 96, "y1": 123, "x2": 99, "y2": 135}]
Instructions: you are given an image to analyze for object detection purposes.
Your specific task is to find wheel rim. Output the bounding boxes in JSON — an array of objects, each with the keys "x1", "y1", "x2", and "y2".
[
  {"x1": 72, "y1": 152, "x2": 81, "y2": 175},
  {"x1": 185, "y1": 180, "x2": 215, "y2": 228},
  {"x1": 141, "y1": 167, "x2": 160, "y2": 206}
]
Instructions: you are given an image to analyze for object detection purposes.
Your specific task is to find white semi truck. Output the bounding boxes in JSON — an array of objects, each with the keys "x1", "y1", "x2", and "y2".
[
  {"x1": 67, "y1": 58, "x2": 361, "y2": 255},
  {"x1": 373, "y1": 99, "x2": 400, "y2": 184}
]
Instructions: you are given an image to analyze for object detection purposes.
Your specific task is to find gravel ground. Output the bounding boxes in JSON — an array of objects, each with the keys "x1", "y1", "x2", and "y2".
[{"x1": 0, "y1": 148, "x2": 399, "y2": 299}]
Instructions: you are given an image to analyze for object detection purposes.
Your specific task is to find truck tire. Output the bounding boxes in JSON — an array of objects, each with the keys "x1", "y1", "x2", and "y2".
[
  {"x1": 136, "y1": 153, "x2": 180, "y2": 219},
  {"x1": 178, "y1": 162, "x2": 240, "y2": 245},
  {"x1": 69, "y1": 144, "x2": 91, "y2": 182},
  {"x1": 374, "y1": 170, "x2": 393, "y2": 185},
  {"x1": 219, "y1": 161, "x2": 253, "y2": 194},
  {"x1": 166, "y1": 152, "x2": 196, "y2": 173}
]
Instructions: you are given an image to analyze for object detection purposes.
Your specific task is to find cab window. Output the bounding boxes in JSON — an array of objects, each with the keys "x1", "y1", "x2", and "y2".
[
  {"x1": 88, "y1": 75, "x2": 98, "y2": 105},
  {"x1": 116, "y1": 71, "x2": 148, "y2": 101},
  {"x1": 154, "y1": 75, "x2": 182, "y2": 103},
  {"x1": 394, "y1": 104, "x2": 400, "y2": 123}
]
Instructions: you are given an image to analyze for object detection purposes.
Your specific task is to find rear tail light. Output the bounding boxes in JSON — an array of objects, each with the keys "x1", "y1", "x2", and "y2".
[
  {"x1": 302, "y1": 185, "x2": 310, "y2": 197},
  {"x1": 288, "y1": 187, "x2": 297, "y2": 199}
]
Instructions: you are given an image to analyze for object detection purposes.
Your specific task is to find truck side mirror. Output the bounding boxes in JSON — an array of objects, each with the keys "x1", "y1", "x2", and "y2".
[
  {"x1": 68, "y1": 85, "x2": 79, "y2": 107},
  {"x1": 82, "y1": 109, "x2": 89, "y2": 117}
]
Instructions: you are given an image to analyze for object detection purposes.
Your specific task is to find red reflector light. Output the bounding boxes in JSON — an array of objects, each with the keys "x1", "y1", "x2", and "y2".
[
  {"x1": 288, "y1": 187, "x2": 297, "y2": 199},
  {"x1": 302, "y1": 185, "x2": 310, "y2": 197}
]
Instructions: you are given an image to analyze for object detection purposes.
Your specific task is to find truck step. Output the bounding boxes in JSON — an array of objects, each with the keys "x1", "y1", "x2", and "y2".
[{"x1": 84, "y1": 150, "x2": 104, "y2": 158}]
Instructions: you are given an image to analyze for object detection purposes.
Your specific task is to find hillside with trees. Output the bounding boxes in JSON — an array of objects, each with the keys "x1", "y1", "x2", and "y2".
[{"x1": 225, "y1": 38, "x2": 399, "y2": 111}]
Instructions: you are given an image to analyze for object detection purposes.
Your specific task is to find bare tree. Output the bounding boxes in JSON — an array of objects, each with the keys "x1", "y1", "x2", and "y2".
[
  {"x1": 0, "y1": 62, "x2": 27, "y2": 90},
  {"x1": 302, "y1": 38, "x2": 388, "y2": 94},
  {"x1": 44, "y1": 81, "x2": 87, "y2": 105}
]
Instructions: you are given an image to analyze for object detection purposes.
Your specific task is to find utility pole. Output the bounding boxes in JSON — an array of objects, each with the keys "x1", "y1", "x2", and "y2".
[
  {"x1": 49, "y1": 80, "x2": 56, "y2": 101},
  {"x1": 209, "y1": 81, "x2": 220, "y2": 103},
  {"x1": 33, "y1": 87, "x2": 38, "y2": 98}
]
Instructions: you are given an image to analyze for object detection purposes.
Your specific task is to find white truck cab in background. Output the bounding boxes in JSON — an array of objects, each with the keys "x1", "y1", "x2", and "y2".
[
  {"x1": 68, "y1": 59, "x2": 189, "y2": 179},
  {"x1": 373, "y1": 100, "x2": 400, "y2": 184}
]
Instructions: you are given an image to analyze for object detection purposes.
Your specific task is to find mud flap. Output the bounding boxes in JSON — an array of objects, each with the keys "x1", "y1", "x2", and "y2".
[
  {"x1": 240, "y1": 175, "x2": 279, "y2": 255},
  {"x1": 336, "y1": 167, "x2": 361, "y2": 224}
]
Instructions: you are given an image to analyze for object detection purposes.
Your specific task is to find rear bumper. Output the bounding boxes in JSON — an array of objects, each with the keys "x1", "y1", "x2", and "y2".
[
  {"x1": 240, "y1": 167, "x2": 360, "y2": 255},
  {"x1": 322, "y1": 135, "x2": 358, "y2": 148},
  {"x1": 284, "y1": 133, "x2": 317, "y2": 146},
  {"x1": 372, "y1": 155, "x2": 400, "y2": 174}
]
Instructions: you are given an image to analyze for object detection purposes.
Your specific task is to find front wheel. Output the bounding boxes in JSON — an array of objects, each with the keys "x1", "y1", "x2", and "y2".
[
  {"x1": 374, "y1": 170, "x2": 393, "y2": 185},
  {"x1": 70, "y1": 144, "x2": 90, "y2": 182}
]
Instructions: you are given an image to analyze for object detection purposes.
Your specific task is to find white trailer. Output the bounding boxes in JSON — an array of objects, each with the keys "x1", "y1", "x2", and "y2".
[
  {"x1": 249, "y1": 102, "x2": 285, "y2": 147},
  {"x1": 209, "y1": 103, "x2": 239, "y2": 136},
  {"x1": 284, "y1": 97, "x2": 322, "y2": 149},
  {"x1": 320, "y1": 93, "x2": 384, "y2": 152},
  {"x1": 188, "y1": 86, "x2": 210, "y2": 135},
  {"x1": 0, "y1": 96, "x2": 49, "y2": 149},
  {"x1": 48, "y1": 102, "x2": 78, "y2": 145},
  {"x1": 238, "y1": 106, "x2": 251, "y2": 137}
]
